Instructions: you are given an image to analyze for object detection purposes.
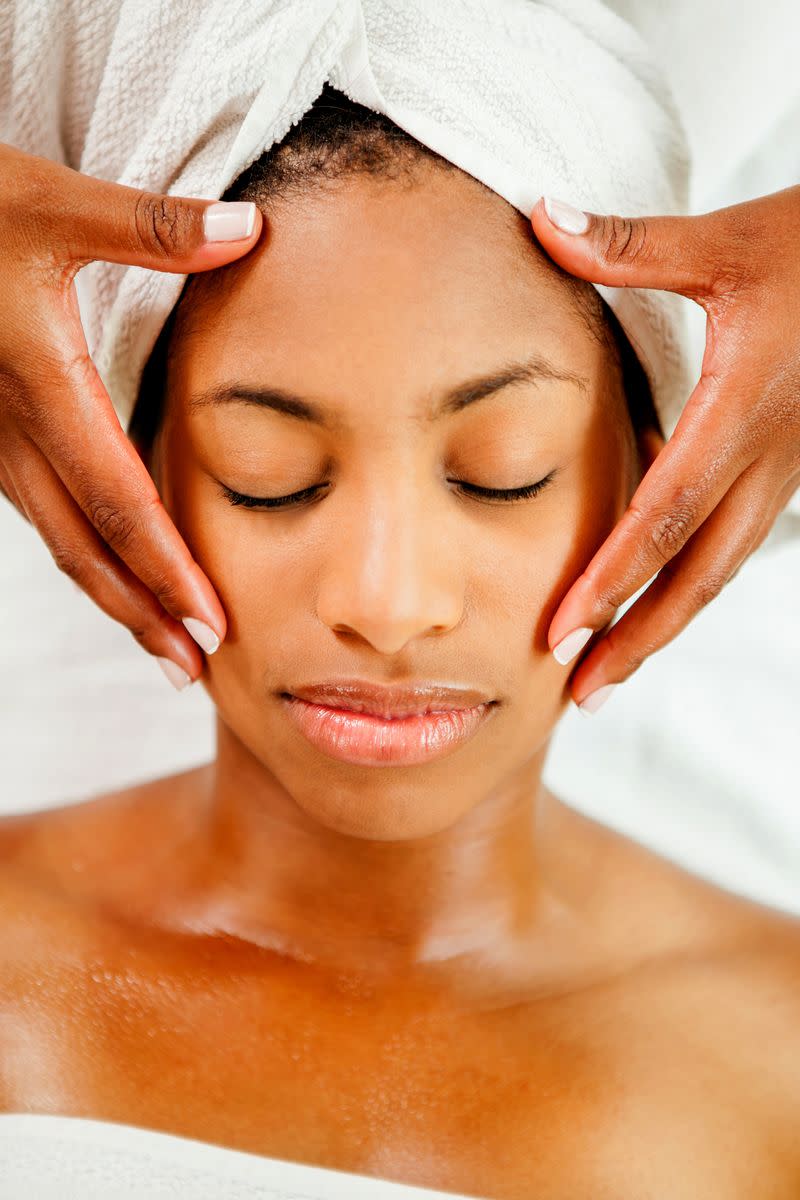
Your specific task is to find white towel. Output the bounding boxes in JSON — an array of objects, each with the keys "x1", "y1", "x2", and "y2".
[
  {"x1": 0, "y1": 1114, "x2": 479, "y2": 1199},
  {"x1": 2, "y1": 0, "x2": 691, "y2": 438}
]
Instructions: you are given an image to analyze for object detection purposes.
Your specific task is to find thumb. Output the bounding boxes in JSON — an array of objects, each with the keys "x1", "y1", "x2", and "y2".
[
  {"x1": 32, "y1": 155, "x2": 262, "y2": 274},
  {"x1": 530, "y1": 196, "x2": 720, "y2": 300}
]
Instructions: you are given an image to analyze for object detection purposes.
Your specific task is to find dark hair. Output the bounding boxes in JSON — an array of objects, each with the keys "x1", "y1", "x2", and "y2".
[{"x1": 130, "y1": 83, "x2": 657, "y2": 448}]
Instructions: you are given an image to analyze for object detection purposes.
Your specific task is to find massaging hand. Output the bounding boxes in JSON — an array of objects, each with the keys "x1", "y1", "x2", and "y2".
[
  {"x1": 530, "y1": 187, "x2": 800, "y2": 713},
  {"x1": 0, "y1": 144, "x2": 262, "y2": 686}
]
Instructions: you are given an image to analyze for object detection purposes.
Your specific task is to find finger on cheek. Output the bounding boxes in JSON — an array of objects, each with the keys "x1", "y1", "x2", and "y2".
[
  {"x1": 577, "y1": 681, "x2": 618, "y2": 716},
  {"x1": 549, "y1": 576, "x2": 620, "y2": 666},
  {"x1": 563, "y1": 633, "x2": 626, "y2": 716},
  {"x1": 548, "y1": 623, "x2": 619, "y2": 716},
  {"x1": 568, "y1": 479, "x2": 767, "y2": 710}
]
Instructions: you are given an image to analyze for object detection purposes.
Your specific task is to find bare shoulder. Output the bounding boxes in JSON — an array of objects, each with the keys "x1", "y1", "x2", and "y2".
[
  {"x1": 0, "y1": 773, "x2": 200, "y2": 1112},
  {"x1": 553, "y1": 793, "x2": 800, "y2": 952},
  {"x1": 599, "y1": 815, "x2": 800, "y2": 1144},
  {"x1": 0, "y1": 765, "x2": 210, "y2": 888},
  {"x1": 683, "y1": 895, "x2": 800, "y2": 1157},
  {"x1": 0, "y1": 765, "x2": 211, "y2": 983},
  {"x1": 595, "y1": 804, "x2": 800, "y2": 987},
  {"x1": 0, "y1": 769, "x2": 213, "y2": 1104}
]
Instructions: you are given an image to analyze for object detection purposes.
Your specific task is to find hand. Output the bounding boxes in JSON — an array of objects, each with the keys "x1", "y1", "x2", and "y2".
[
  {"x1": 0, "y1": 144, "x2": 263, "y2": 689},
  {"x1": 530, "y1": 188, "x2": 800, "y2": 713}
]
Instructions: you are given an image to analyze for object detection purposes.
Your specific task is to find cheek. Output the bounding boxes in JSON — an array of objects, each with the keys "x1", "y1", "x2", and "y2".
[
  {"x1": 183, "y1": 502, "x2": 322, "y2": 740},
  {"x1": 543, "y1": 403, "x2": 634, "y2": 611},
  {"x1": 158, "y1": 450, "x2": 316, "y2": 694},
  {"x1": 187, "y1": 500, "x2": 318, "y2": 651},
  {"x1": 500, "y1": 423, "x2": 632, "y2": 646},
  {"x1": 164, "y1": 410, "x2": 630, "y2": 696},
  {"x1": 489, "y1": 419, "x2": 632, "y2": 740}
]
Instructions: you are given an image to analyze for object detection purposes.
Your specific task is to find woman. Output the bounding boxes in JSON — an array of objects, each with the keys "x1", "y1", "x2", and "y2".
[{"x1": 1, "y1": 89, "x2": 799, "y2": 1199}]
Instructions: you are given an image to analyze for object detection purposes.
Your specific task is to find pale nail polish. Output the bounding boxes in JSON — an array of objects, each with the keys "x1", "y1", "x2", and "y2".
[
  {"x1": 182, "y1": 616, "x2": 221, "y2": 655},
  {"x1": 203, "y1": 201, "x2": 257, "y2": 242},
  {"x1": 543, "y1": 196, "x2": 590, "y2": 235},
  {"x1": 552, "y1": 626, "x2": 593, "y2": 665},
  {"x1": 157, "y1": 657, "x2": 192, "y2": 692},
  {"x1": 579, "y1": 683, "x2": 617, "y2": 716}
]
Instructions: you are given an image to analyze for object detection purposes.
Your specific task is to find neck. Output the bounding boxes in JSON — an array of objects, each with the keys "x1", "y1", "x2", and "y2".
[{"x1": 171, "y1": 717, "x2": 602, "y2": 988}]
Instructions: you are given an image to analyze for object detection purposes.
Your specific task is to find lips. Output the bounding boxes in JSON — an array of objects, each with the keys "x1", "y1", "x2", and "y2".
[
  {"x1": 284, "y1": 678, "x2": 493, "y2": 719},
  {"x1": 280, "y1": 678, "x2": 498, "y2": 766}
]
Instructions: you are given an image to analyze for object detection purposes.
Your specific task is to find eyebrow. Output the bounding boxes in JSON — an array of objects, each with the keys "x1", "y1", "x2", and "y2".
[{"x1": 187, "y1": 351, "x2": 588, "y2": 429}]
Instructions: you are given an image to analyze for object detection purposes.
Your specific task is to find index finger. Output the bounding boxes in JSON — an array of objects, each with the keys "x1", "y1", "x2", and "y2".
[
  {"x1": 547, "y1": 374, "x2": 748, "y2": 661},
  {"x1": 25, "y1": 317, "x2": 226, "y2": 650}
]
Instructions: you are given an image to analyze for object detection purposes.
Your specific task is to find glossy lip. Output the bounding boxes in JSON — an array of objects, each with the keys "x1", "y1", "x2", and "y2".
[
  {"x1": 279, "y1": 678, "x2": 499, "y2": 767},
  {"x1": 283, "y1": 678, "x2": 495, "y2": 719}
]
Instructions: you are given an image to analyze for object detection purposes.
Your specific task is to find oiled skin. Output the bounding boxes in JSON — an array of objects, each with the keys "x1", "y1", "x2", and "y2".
[
  {"x1": 3, "y1": 151, "x2": 798, "y2": 1200},
  {"x1": 1, "y1": 769, "x2": 799, "y2": 1200}
]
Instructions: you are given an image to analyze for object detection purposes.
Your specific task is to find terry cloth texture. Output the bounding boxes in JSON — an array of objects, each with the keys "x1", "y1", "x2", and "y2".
[{"x1": 1, "y1": 0, "x2": 691, "y2": 437}]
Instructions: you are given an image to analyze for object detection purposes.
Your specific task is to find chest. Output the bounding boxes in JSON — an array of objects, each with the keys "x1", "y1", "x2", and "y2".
[{"x1": 2, "y1": 960, "x2": 788, "y2": 1199}]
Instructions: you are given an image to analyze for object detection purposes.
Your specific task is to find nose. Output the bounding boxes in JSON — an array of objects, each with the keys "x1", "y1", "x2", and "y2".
[{"x1": 316, "y1": 477, "x2": 464, "y2": 655}]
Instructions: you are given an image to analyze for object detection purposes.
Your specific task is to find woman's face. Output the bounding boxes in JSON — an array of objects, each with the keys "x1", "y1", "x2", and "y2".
[{"x1": 151, "y1": 164, "x2": 646, "y2": 840}]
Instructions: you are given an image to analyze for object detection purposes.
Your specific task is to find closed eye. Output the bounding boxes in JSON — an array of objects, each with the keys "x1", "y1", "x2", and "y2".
[
  {"x1": 221, "y1": 482, "x2": 325, "y2": 509},
  {"x1": 454, "y1": 471, "x2": 556, "y2": 504},
  {"x1": 220, "y1": 470, "x2": 557, "y2": 510}
]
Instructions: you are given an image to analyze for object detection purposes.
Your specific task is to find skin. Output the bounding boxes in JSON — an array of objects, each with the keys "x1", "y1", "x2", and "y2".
[
  {"x1": 0, "y1": 143, "x2": 257, "y2": 677},
  {"x1": 4, "y1": 147, "x2": 798, "y2": 708},
  {"x1": 531, "y1": 189, "x2": 800, "y2": 708},
  {"x1": 1, "y1": 164, "x2": 800, "y2": 1199}
]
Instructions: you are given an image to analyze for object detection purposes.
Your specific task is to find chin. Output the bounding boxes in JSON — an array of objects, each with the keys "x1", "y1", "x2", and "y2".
[{"x1": 292, "y1": 786, "x2": 471, "y2": 841}]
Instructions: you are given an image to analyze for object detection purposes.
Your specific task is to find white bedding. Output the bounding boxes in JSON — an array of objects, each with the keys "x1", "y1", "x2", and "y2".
[{"x1": 0, "y1": 1114, "x2": 479, "y2": 1199}]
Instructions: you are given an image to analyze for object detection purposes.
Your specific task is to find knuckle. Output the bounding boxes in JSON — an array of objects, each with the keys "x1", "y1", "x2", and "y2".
[
  {"x1": 150, "y1": 572, "x2": 183, "y2": 615},
  {"x1": 0, "y1": 155, "x2": 61, "y2": 251},
  {"x1": 583, "y1": 574, "x2": 625, "y2": 616},
  {"x1": 127, "y1": 605, "x2": 179, "y2": 655},
  {"x1": 601, "y1": 622, "x2": 648, "y2": 678},
  {"x1": 593, "y1": 572, "x2": 629, "y2": 612},
  {"x1": 706, "y1": 206, "x2": 767, "y2": 297},
  {"x1": 85, "y1": 496, "x2": 139, "y2": 554},
  {"x1": 600, "y1": 215, "x2": 649, "y2": 266},
  {"x1": 17, "y1": 155, "x2": 62, "y2": 212},
  {"x1": 629, "y1": 494, "x2": 697, "y2": 565},
  {"x1": 623, "y1": 649, "x2": 647, "y2": 678},
  {"x1": 126, "y1": 604, "x2": 168, "y2": 649},
  {"x1": 650, "y1": 509, "x2": 694, "y2": 561},
  {"x1": 50, "y1": 540, "x2": 82, "y2": 581},
  {"x1": 693, "y1": 571, "x2": 727, "y2": 610},
  {"x1": 133, "y1": 192, "x2": 190, "y2": 258},
  {"x1": 127, "y1": 623, "x2": 151, "y2": 650}
]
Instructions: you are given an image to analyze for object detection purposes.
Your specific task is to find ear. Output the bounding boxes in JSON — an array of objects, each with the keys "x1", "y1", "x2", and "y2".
[
  {"x1": 129, "y1": 432, "x2": 149, "y2": 466},
  {"x1": 636, "y1": 422, "x2": 665, "y2": 475},
  {"x1": 129, "y1": 430, "x2": 160, "y2": 487}
]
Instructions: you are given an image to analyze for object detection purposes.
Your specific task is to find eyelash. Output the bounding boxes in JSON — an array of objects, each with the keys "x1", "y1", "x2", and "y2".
[{"x1": 221, "y1": 470, "x2": 557, "y2": 510}]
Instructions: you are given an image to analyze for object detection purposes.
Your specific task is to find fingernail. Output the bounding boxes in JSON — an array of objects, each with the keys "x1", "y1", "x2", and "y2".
[
  {"x1": 552, "y1": 626, "x2": 594, "y2": 665},
  {"x1": 203, "y1": 201, "x2": 257, "y2": 242},
  {"x1": 542, "y1": 197, "x2": 590, "y2": 235},
  {"x1": 578, "y1": 683, "x2": 617, "y2": 716},
  {"x1": 157, "y1": 657, "x2": 193, "y2": 692},
  {"x1": 182, "y1": 616, "x2": 221, "y2": 655}
]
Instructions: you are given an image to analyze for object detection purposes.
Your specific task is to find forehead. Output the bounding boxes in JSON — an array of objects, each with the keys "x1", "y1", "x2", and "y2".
[{"x1": 168, "y1": 166, "x2": 608, "y2": 409}]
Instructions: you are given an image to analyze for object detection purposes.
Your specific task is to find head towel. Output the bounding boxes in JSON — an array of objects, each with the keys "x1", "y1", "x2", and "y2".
[{"x1": 3, "y1": 0, "x2": 692, "y2": 435}]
